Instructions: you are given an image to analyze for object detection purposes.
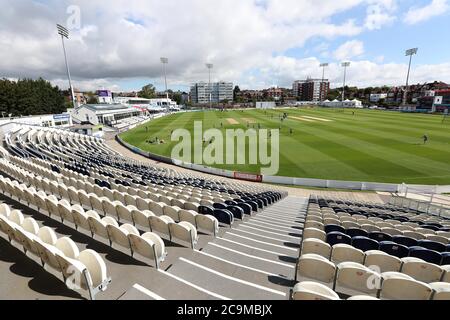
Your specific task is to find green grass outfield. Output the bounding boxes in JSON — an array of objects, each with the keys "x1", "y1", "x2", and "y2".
[{"x1": 120, "y1": 107, "x2": 450, "y2": 185}]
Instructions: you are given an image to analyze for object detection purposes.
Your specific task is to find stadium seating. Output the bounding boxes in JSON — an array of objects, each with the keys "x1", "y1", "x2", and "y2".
[
  {"x1": 293, "y1": 195, "x2": 450, "y2": 300},
  {"x1": 0, "y1": 203, "x2": 110, "y2": 299},
  {"x1": 0, "y1": 124, "x2": 288, "y2": 300}
]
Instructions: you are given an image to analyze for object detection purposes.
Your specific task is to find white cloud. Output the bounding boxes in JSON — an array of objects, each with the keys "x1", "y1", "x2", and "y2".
[
  {"x1": 0, "y1": 0, "x2": 367, "y2": 89},
  {"x1": 404, "y1": 0, "x2": 449, "y2": 25},
  {"x1": 334, "y1": 40, "x2": 365, "y2": 60},
  {"x1": 0, "y1": 0, "x2": 447, "y2": 92},
  {"x1": 364, "y1": 1, "x2": 397, "y2": 30},
  {"x1": 252, "y1": 55, "x2": 450, "y2": 89}
]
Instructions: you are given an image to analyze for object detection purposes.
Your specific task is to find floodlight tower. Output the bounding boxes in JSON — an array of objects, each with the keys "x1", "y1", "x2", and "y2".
[
  {"x1": 320, "y1": 63, "x2": 329, "y2": 102},
  {"x1": 403, "y1": 48, "x2": 418, "y2": 106},
  {"x1": 57, "y1": 24, "x2": 76, "y2": 108},
  {"x1": 160, "y1": 57, "x2": 169, "y2": 112},
  {"x1": 206, "y1": 63, "x2": 213, "y2": 110},
  {"x1": 341, "y1": 62, "x2": 351, "y2": 105}
]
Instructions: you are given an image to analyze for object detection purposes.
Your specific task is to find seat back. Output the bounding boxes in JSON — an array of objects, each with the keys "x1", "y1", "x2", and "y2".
[
  {"x1": 297, "y1": 254, "x2": 336, "y2": 284},
  {"x1": 293, "y1": 281, "x2": 340, "y2": 300},
  {"x1": 331, "y1": 244, "x2": 364, "y2": 264},
  {"x1": 402, "y1": 260, "x2": 443, "y2": 283},
  {"x1": 326, "y1": 232, "x2": 352, "y2": 246},
  {"x1": 336, "y1": 262, "x2": 380, "y2": 296},
  {"x1": 381, "y1": 275, "x2": 432, "y2": 300}
]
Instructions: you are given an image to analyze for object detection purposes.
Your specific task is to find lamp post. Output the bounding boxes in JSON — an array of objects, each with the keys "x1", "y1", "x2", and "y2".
[
  {"x1": 57, "y1": 24, "x2": 76, "y2": 108},
  {"x1": 160, "y1": 57, "x2": 169, "y2": 112},
  {"x1": 403, "y1": 48, "x2": 418, "y2": 107},
  {"x1": 341, "y1": 62, "x2": 351, "y2": 106},
  {"x1": 206, "y1": 63, "x2": 213, "y2": 110},
  {"x1": 320, "y1": 63, "x2": 329, "y2": 102}
]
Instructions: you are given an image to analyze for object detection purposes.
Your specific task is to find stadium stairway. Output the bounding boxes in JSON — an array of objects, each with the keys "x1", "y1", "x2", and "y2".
[{"x1": 123, "y1": 196, "x2": 308, "y2": 300}]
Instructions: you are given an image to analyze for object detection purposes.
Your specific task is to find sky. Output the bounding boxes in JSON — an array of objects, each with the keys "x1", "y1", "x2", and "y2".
[{"x1": 0, "y1": 0, "x2": 450, "y2": 92}]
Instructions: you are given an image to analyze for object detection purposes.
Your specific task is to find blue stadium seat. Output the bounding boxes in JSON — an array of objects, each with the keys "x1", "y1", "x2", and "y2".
[
  {"x1": 325, "y1": 224, "x2": 346, "y2": 234},
  {"x1": 369, "y1": 232, "x2": 393, "y2": 242},
  {"x1": 346, "y1": 228, "x2": 369, "y2": 238},
  {"x1": 392, "y1": 217, "x2": 409, "y2": 223},
  {"x1": 326, "y1": 232, "x2": 352, "y2": 246},
  {"x1": 425, "y1": 222, "x2": 444, "y2": 228},
  {"x1": 441, "y1": 252, "x2": 450, "y2": 265},
  {"x1": 198, "y1": 205, "x2": 214, "y2": 216},
  {"x1": 392, "y1": 235, "x2": 418, "y2": 248},
  {"x1": 351, "y1": 236, "x2": 379, "y2": 252},
  {"x1": 235, "y1": 203, "x2": 252, "y2": 216},
  {"x1": 409, "y1": 246, "x2": 442, "y2": 265},
  {"x1": 418, "y1": 240, "x2": 447, "y2": 253},
  {"x1": 227, "y1": 206, "x2": 244, "y2": 220},
  {"x1": 447, "y1": 244, "x2": 450, "y2": 252},
  {"x1": 213, "y1": 209, "x2": 234, "y2": 226},
  {"x1": 245, "y1": 201, "x2": 258, "y2": 212},
  {"x1": 213, "y1": 203, "x2": 227, "y2": 210},
  {"x1": 421, "y1": 225, "x2": 441, "y2": 231},
  {"x1": 379, "y1": 241, "x2": 409, "y2": 258}
]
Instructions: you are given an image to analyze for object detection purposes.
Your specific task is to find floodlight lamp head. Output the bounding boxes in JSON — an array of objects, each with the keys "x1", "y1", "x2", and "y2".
[
  {"x1": 56, "y1": 24, "x2": 69, "y2": 39},
  {"x1": 320, "y1": 63, "x2": 329, "y2": 67},
  {"x1": 341, "y1": 62, "x2": 351, "y2": 67},
  {"x1": 160, "y1": 57, "x2": 168, "y2": 64},
  {"x1": 405, "y1": 48, "x2": 418, "y2": 56}
]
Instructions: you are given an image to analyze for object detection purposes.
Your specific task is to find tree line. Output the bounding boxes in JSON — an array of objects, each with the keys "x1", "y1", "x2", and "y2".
[{"x1": 0, "y1": 78, "x2": 67, "y2": 117}]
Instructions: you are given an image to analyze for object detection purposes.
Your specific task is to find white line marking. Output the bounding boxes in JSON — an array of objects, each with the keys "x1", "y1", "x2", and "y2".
[
  {"x1": 179, "y1": 257, "x2": 286, "y2": 297},
  {"x1": 194, "y1": 249, "x2": 282, "y2": 277},
  {"x1": 258, "y1": 212, "x2": 304, "y2": 220},
  {"x1": 244, "y1": 220, "x2": 302, "y2": 232},
  {"x1": 208, "y1": 242, "x2": 294, "y2": 268},
  {"x1": 252, "y1": 216, "x2": 304, "y2": 227},
  {"x1": 158, "y1": 270, "x2": 230, "y2": 300},
  {"x1": 224, "y1": 232, "x2": 297, "y2": 251},
  {"x1": 216, "y1": 237, "x2": 288, "y2": 256},
  {"x1": 239, "y1": 225, "x2": 301, "y2": 239},
  {"x1": 257, "y1": 213, "x2": 304, "y2": 221},
  {"x1": 132, "y1": 284, "x2": 165, "y2": 300},
  {"x1": 262, "y1": 208, "x2": 300, "y2": 217},
  {"x1": 230, "y1": 229, "x2": 299, "y2": 243}
]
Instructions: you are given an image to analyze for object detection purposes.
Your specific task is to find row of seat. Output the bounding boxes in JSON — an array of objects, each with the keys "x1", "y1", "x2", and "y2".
[
  {"x1": 293, "y1": 279, "x2": 450, "y2": 300},
  {"x1": 292, "y1": 197, "x2": 450, "y2": 300},
  {"x1": 0, "y1": 204, "x2": 110, "y2": 300},
  {"x1": 305, "y1": 227, "x2": 450, "y2": 264},
  {"x1": 307, "y1": 211, "x2": 450, "y2": 240},
  {"x1": 307, "y1": 208, "x2": 450, "y2": 236},
  {"x1": 299, "y1": 236, "x2": 450, "y2": 282},
  {"x1": 1, "y1": 176, "x2": 205, "y2": 251},
  {"x1": 0, "y1": 179, "x2": 172, "y2": 269},
  {"x1": 5, "y1": 155, "x2": 281, "y2": 230},
  {"x1": 295, "y1": 253, "x2": 450, "y2": 299},
  {"x1": 0, "y1": 171, "x2": 220, "y2": 237},
  {"x1": 309, "y1": 197, "x2": 448, "y2": 227}
]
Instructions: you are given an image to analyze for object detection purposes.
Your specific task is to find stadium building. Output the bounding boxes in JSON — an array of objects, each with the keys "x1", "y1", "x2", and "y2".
[
  {"x1": 70, "y1": 104, "x2": 146, "y2": 126},
  {"x1": 190, "y1": 81, "x2": 233, "y2": 104},
  {"x1": 293, "y1": 78, "x2": 330, "y2": 102}
]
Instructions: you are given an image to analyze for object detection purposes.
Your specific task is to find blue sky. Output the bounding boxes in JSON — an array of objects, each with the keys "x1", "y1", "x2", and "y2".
[{"x1": 1, "y1": 0, "x2": 450, "y2": 91}]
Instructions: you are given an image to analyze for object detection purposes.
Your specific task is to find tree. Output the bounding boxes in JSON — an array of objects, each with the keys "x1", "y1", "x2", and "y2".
[
  {"x1": 87, "y1": 95, "x2": 98, "y2": 104},
  {"x1": 0, "y1": 78, "x2": 66, "y2": 117},
  {"x1": 233, "y1": 85, "x2": 241, "y2": 101},
  {"x1": 171, "y1": 92, "x2": 183, "y2": 105},
  {"x1": 139, "y1": 84, "x2": 156, "y2": 99}
]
